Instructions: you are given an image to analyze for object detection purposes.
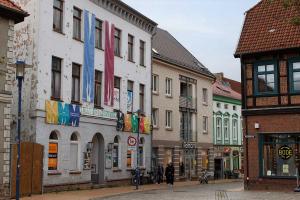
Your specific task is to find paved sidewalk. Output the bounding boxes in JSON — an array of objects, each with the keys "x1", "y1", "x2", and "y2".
[{"x1": 21, "y1": 179, "x2": 242, "y2": 200}]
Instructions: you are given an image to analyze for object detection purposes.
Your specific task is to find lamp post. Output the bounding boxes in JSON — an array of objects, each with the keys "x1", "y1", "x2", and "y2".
[
  {"x1": 15, "y1": 61, "x2": 25, "y2": 200},
  {"x1": 135, "y1": 109, "x2": 141, "y2": 190}
]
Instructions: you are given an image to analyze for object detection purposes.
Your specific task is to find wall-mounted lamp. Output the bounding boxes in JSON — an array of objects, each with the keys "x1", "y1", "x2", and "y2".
[
  {"x1": 107, "y1": 143, "x2": 113, "y2": 152},
  {"x1": 87, "y1": 142, "x2": 93, "y2": 152},
  {"x1": 254, "y1": 123, "x2": 260, "y2": 129}
]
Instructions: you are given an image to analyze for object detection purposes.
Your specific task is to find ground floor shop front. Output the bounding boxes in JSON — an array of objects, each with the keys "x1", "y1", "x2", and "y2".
[
  {"x1": 244, "y1": 114, "x2": 300, "y2": 190},
  {"x1": 34, "y1": 113, "x2": 151, "y2": 192},
  {"x1": 152, "y1": 140, "x2": 214, "y2": 180}
]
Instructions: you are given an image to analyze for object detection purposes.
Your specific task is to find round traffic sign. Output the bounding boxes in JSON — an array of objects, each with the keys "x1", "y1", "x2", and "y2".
[{"x1": 128, "y1": 136, "x2": 137, "y2": 146}]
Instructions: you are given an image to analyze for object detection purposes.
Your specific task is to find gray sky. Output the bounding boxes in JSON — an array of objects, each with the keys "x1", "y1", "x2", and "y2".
[{"x1": 122, "y1": 0, "x2": 260, "y2": 81}]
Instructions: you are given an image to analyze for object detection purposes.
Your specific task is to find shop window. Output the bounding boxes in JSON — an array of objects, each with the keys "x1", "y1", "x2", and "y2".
[
  {"x1": 53, "y1": 0, "x2": 63, "y2": 32},
  {"x1": 289, "y1": 58, "x2": 300, "y2": 93},
  {"x1": 254, "y1": 61, "x2": 277, "y2": 95},
  {"x1": 70, "y1": 132, "x2": 79, "y2": 171},
  {"x1": 202, "y1": 151, "x2": 208, "y2": 170},
  {"x1": 48, "y1": 131, "x2": 59, "y2": 171},
  {"x1": 139, "y1": 138, "x2": 145, "y2": 167},
  {"x1": 127, "y1": 150, "x2": 132, "y2": 168},
  {"x1": 113, "y1": 136, "x2": 120, "y2": 168},
  {"x1": 73, "y1": 7, "x2": 82, "y2": 40},
  {"x1": 260, "y1": 134, "x2": 300, "y2": 177}
]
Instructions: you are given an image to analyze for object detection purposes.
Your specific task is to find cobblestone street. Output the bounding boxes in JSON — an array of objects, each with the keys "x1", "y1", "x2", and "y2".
[{"x1": 94, "y1": 182, "x2": 300, "y2": 200}]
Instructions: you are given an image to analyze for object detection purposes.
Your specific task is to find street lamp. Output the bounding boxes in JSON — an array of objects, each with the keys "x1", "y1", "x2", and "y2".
[
  {"x1": 135, "y1": 109, "x2": 142, "y2": 190},
  {"x1": 15, "y1": 61, "x2": 25, "y2": 200}
]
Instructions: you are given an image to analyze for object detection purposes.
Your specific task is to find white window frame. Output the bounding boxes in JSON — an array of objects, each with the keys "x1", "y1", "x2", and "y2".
[
  {"x1": 152, "y1": 74, "x2": 159, "y2": 94},
  {"x1": 232, "y1": 118, "x2": 238, "y2": 140},
  {"x1": 113, "y1": 137, "x2": 120, "y2": 169},
  {"x1": 165, "y1": 110, "x2": 172, "y2": 129},
  {"x1": 152, "y1": 108, "x2": 159, "y2": 128},
  {"x1": 203, "y1": 116, "x2": 208, "y2": 134},
  {"x1": 70, "y1": 133, "x2": 79, "y2": 171},
  {"x1": 165, "y1": 78, "x2": 172, "y2": 97},
  {"x1": 224, "y1": 118, "x2": 229, "y2": 141},
  {"x1": 202, "y1": 88, "x2": 208, "y2": 104},
  {"x1": 216, "y1": 117, "x2": 222, "y2": 141}
]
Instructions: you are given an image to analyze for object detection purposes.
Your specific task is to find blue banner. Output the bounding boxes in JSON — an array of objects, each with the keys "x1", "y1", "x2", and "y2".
[
  {"x1": 69, "y1": 104, "x2": 80, "y2": 127},
  {"x1": 58, "y1": 102, "x2": 70, "y2": 125},
  {"x1": 82, "y1": 10, "x2": 95, "y2": 103}
]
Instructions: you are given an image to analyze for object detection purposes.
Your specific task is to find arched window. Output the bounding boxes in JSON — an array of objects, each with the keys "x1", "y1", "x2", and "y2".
[
  {"x1": 139, "y1": 137, "x2": 145, "y2": 167},
  {"x1": 70, "y1": 132, "x2": 79, "y2": 171},
  {"x1": 224, "y1": 118, "x2": 230, "y2": 141},
  {"x1": 48, "y1": 131, "x2": 59, "y2": 171},
  {"x1": 232, "y1": 119, "x2": 238, "y2": 141},
  {"x1": 113, "y1": 136, "x2": 120, "y2": 168},
  {"x1": 216, "y1": 117, "x2": 222, "y2": 141}
]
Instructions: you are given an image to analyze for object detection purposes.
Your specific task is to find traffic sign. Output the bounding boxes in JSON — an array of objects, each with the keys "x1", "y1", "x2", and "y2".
[{"x1": 127, "y1": 136, "x2": 137, "y2": 151}]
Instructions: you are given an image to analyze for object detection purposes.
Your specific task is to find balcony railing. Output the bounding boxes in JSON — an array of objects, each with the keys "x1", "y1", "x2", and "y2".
[{"x1": 179, "y1": 96, "x2": 196, "y2": 109}]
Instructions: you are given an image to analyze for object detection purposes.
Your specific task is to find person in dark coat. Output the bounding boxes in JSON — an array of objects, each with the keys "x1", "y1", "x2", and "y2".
[
  {"x1": 165, "y1": 163, "x2": 175, "y2": 189},
  {"x1": 156, "y1": 164, "x2": 164, "y2": 184}
]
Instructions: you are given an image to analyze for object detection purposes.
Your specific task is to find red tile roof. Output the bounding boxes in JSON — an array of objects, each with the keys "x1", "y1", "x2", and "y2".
[
  {"x1": 223, "y1": 77, "x2": 241, "y2": 94},
  {"x1": 0, "y1": 0, "x2": 25, "y2": 13},
  {"x1": 235, "y1": 0, "x2": 300, "y2": 57},
  {"x1": 213, "y1": 76, "x2": 241, "y2": 101}
]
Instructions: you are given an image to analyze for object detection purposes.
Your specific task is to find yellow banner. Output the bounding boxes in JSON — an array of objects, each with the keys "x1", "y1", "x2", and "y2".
[
  {"x1": 124, "y1": 114, "x2": 132, "y2": 132},
  {"x1": 144, "y1": 117, "x2": 151, "y2": 134},
  {"x1": 45, "y1": 100, "x2": 58, "y2": 124}
]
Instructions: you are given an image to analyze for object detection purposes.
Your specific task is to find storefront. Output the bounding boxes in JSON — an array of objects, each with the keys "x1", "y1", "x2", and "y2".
[{"x1": 259, "y1": 134, "x2": 300, "y2": 178}]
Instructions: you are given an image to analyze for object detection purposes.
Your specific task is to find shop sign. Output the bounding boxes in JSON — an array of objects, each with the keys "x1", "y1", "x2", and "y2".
[
  {"x1": 182, "y1": 142, "x2": 196, "y2": 149},
  {"x1": 278, "y1": 145, "x2": 293, "y2": 160},
  {"x1": 224, "y1": 147, "x2": 231, "y2": 153},
  {"x1": 80, "y1": 106, "x2": 117, "y2": 120}
]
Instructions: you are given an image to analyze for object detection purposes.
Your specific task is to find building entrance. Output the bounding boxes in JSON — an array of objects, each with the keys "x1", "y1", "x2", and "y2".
[{"x1": 91, "y1": 133, "x2": 105, "y2": 184}]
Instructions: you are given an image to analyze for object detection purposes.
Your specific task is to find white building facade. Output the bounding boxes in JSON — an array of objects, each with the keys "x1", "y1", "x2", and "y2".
[{"x1": 12, "y1": 0, "x2": 156, "y2": 191}]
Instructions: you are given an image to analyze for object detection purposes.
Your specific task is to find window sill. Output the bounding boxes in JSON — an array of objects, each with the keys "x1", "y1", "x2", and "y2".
[
  {"x1": 53, "y1": 29, "x2": 65, "y2": 36},
  {"x1": 94, "y1": 105, "x2": 103, "y2": 109},
  {"x1": 115, "y1": 55, "x2": 123, "y2": 59},
  {"x1": 140, "y1": 64, "x2": 146, "y2": 68},
  {"x1": 50, "y1": 97, "x2": 63, "y2": 102},
  {"x1": 165, "y1": 94, "x2": 173, "y2": 98},
  {"x1": 128, "y1": 60, "x2": 135, "y2": 64},
  {"x1": 260, "y1": 176, "x2": 297, "y2": 179},
  {"x1": 165, "y1": 127, "x2": 173, "y2": 131},
  {"x1": 152, "y1": 91, "x2": 159, "y2": 96},
  {"x1": 203, "y1": 131, "x2": 208, "y2": 134},
  {"x1": 48, "y1": 171, "x2": 62, "y2": 176},
  {"x1": 112, "y1": 168, "x2": 122, "y2": 172},
  {"x1": 203, "y1": 103, "x2": 208, "y2": 106},
  {"x1": 73, "y1": 37, "x2": 83, "y2": 43},
  {"x1": 69, "y1": 170, "x2": 82, "y2": 175},
  {"x1": 153, "y1": 126, "x2": 159, "y2": 130},
  {"x1": 95, "y1": 47, "x2": 104, "y2": 51}
]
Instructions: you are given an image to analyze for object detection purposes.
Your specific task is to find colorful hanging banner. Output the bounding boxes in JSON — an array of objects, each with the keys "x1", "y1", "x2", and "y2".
[
  {"x1": 127, "y1": 91, "x2": 133, "y2": 112},
  {"x1": 82, "y1": 10, "x2": 96, "y2": 103},
  {"x1": 69, "y1": 104, "x2": 80, "y2": 127},
  {"x1": 144, "y1": 117, "x2": 151, "y2": 134},
  {"x1": 116, "y1": 111, "x2": 124, "y2": 131},
  {"x1": 45, "y1": 100, "x2": 58, "y2": 124},
  {"x1": 124, "y1": 114, "x2": 132, "y2": 132},
  {"x1": 58, "y1": 102, "x2": 70, "y2": 125},
  {"x1": 139, "y1": 117, "x2": 145, "y2": 133},
  {"x1": 132, "y1": 113, "x2": 138, "y2": 133}
]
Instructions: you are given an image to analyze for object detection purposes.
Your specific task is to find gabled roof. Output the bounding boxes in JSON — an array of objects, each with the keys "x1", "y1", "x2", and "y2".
[
  {"x1": 0, "y1": 0, "x2": 28, "y2": 23},
  {"x1": 213, "y1": 74, "x2": 241, "y2": 101},
  {"x1": 223, "y1": 77, "x2": 241, "y2": 94},
  {"x1": 152, "y1": 28, "x2": 215, "y2": 79},
  {"x1": 234, "y1": 0, "x2": 300, "y2": 57}
]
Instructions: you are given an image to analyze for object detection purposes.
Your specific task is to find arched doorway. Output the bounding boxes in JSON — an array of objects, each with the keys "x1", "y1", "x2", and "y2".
[{"x1": 91, "y1": 133, "x2": 105, "y2": 184}]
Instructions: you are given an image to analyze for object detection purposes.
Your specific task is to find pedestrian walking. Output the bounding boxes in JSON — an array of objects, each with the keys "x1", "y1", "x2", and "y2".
[
  {"x1": 156, "y1": 164, "x2": 164, "y2": 184},
  {"x1": 165, "y1": 162, "x2": 174, "y2": 190}
]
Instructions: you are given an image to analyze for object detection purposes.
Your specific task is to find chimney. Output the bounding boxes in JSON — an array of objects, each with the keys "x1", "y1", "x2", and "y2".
[{"x1": 214, "y1": 73, "x2": 224, "y2": 81}]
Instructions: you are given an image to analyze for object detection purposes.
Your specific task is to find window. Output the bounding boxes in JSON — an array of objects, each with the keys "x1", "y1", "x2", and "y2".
[
  {"x1": 217, "y1": 103, "x2": 221, "y2": 108},
  {"x1": 140, "y1": 40, "x2": 145, "y2": 66},
  {"x1": 260, "y1": 134, "x2": 300, "y2": 177},
  {"x1": 113, "y1": 136, "x2": 120, "y2": 168},
  {"x1": 216, "y1": 117, "x2": 222, "y2": 140},
  {"x1": 53, "y1": 0, "x2": 63, "y2": 32},
  {"x1": 51, "y1": 56, "x2": 62, "y2": 99},
  {"x1": 232, "y1": 119, "x2": 238, "y2": 140},
  {"x1": 70, "y1": 132, "x2": 79, "y2": 171},
  {"x1": 289, "y1": 59, "x2": 300, "y2": 92},
  {"x1": 114, "y1": 77, "x2": 121, "y2": 110},
  {"x1": 255, "y1": 62, "x2": 277, "y2": 94},
  {"x1": 127, "y1": 150, "x2": 132, "y2": 168},
  {"x1": 202, "y1": 88, "x2": 208, "y2": 104},
  {"x1": 152, "y1": 108, "x2": 158, "y2": 128},
  {"x1": 73, "y1": 7, "x2": 81, "y2": 40},
  {"x1": 114, "y1": 28, "x2": 121, "y2": 56},
  {"x1": 128, "y1": 34, "x2": 134, "y2": 62},
  {"x1": 165, "y1": 110, "x2": 172, "y2": 129},
  {"x1": 152, "y1": 74, "x2": 159, "y2": 93},
  {"x1": 203, "y1": 116, "x2": 208, "y2": 134},
  {"x1": 72, "y1": 63, "x2": 81, "y2": 103},
  {"x1": 139, "y1": 138, "x2": 145, "y2": 167},
  {"x1": 224, "y1": 104, "x2": 228, "y2": 109},
  {"x1": 94, "y1": 70, "x2": 102, "y2": 107},
  {"x1": 48, "y1": 131, "x2": 58, "y2": 170},
  {"x1": 95, "y1": 19, "x2": 102, "y2": 49},
  {"x1": 127, "y1": 81, "x2": 134, "y2": 112},
  {"x1": 233, "y1": 105, "x2": 237, "y2": 111},
  {"x1": 165, "y1": 78, "x2": 172, "y2": 96},
  {"x1": 224, "y1": 118, "x2": 229, "y2": 141},
  {"x1": 139, "y1": 84, "x2": 145, "y2": 113}
]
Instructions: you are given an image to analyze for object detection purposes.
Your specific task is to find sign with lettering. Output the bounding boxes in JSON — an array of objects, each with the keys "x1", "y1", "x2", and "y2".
[
  {"x1": 278, "y1": 145, "x2": 293, "y2": 160},
  {"x1": 182, "y1": 142, "x2": 196, "y2": 149},
  {"x1": 80, "y1": 107, "x2": 117, "y2": 119}
]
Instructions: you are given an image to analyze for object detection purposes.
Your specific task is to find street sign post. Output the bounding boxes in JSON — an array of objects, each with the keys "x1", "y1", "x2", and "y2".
[{"x1": 127, "y1": 136, "x2": 137, "y2": 151}]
